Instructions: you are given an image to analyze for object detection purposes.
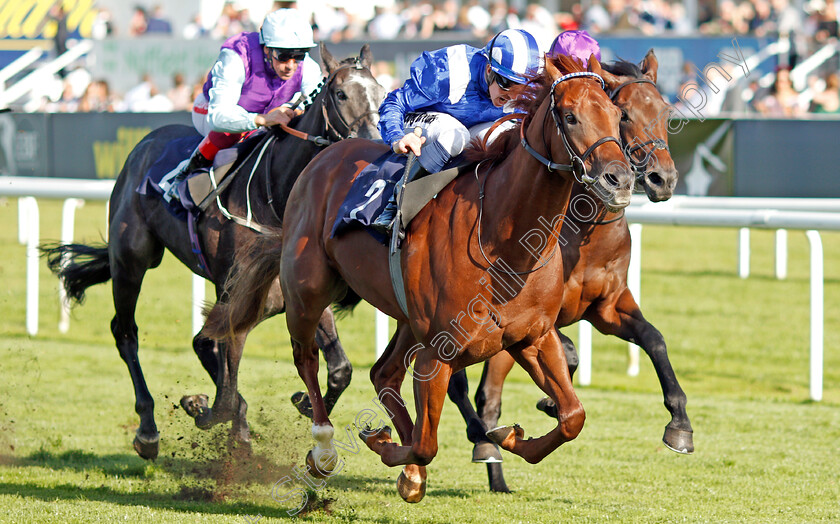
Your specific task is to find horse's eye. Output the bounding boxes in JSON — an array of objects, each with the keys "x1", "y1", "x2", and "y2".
[
  {"x1": 621, "y1": 109, "x2": 630, "y2": 122},
  {"x1": 336, "y1": 90, "x2": 348, "y2": 101},
  {"x1": 565, "y1": 113, "x2": 577, "y2": 125}
]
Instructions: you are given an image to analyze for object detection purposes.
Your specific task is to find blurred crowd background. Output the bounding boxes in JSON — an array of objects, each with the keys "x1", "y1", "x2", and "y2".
[{"x1": 14, "y1": 0, "x2": 840, "y2": 117}]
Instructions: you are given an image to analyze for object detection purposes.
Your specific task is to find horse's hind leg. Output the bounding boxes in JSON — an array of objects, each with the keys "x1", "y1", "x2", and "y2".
[
  {"x1": 535, "y1": 329, "x2": 578, "y2": 418},
  {"x1": 291, "y1": 308, "x2": 353, "y2": 418},
  {"x1": 282, "y1": 252, "x2": 343, "y2": 478},
  {"x1": 473, "y1": 351, "x2": 516, "y2": 492},
  {"x1": 487, "y1": 330, "x2": 585, "y2": 464},
  {"x1": 587, "y1": 289, "x2": 693, "y2": 453},
  {"x1": 109, "y1": 239, "x2": 164, "y2": 460}
]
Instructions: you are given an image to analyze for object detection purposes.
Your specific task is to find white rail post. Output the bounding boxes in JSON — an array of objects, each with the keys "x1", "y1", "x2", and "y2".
[
  {"x1": 775, "y1": 229, "x2": 788, "y2": 280},
  {"x1": 18, "y1": 197, "x2": 35, "y2": 245},
  {"x1": 58, "y1": 198, "x2": 84, "y2": 333},
  {"x1": 192, "y1": 275, "x2": 206, "y2": 335},
  {"x1": 23, "y1": 197, "x2": 40, "y2": 335},
  {"x1": 738, "y1": 227, "x2": 750, "y2": 278},
  {"x1": 627, "y1": 223, "x2": 643, "y2": 376},
  {"x1": 375, "y1": 309, "x2": 389, "y2": 359},
  {"x1": 806, "y1": 231, "x2": 823, "y2": 402},
  {"x1": 578, "y1": 320, "x2": 592, "y2": 386}
]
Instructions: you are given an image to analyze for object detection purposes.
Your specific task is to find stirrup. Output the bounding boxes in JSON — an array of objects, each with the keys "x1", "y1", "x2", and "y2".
[{"x1": 369, "y1": 215, "x2": 396, "y2": 235}]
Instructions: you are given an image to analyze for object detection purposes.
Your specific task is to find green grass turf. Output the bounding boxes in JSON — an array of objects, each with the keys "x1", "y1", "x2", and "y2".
[{"x1": 0, "y1": 197, "x2": 838, "y2": 522}]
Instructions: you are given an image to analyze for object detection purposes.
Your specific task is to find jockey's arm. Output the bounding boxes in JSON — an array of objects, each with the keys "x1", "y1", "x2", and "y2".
[
  {"x1": 378, "y1": 52, "x2": 441, "y2": 155},
  {"x1": 206, "y1": 48, "x2": 264, "y2": 133}
]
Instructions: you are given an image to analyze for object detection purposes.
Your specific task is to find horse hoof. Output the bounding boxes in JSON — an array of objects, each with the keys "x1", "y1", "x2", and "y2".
[
  {"x1": 291, "y1": 391, "x2": 313, "y2": 419},
  {"x1": 397, "y1": 469, "x2": 426, "y2": 503},
  {"x1": 358, "y1": 424, "x2": 391, "y2": 443},
  {"x1": 472, "y1": 441, "x2": 503, "y2": 463},
  {"x1": 132, "y1": 433, "x2": 160, "y2": 461},
  {"x1": 535, "y1": 397, "x2": 558, "y2": 418},
  {"x1": 663, "y1": 426, "x2": 694, "y2": 454},
  {"x1": 306, "y1": 449, "x2": 337, "y2": 479},
  {"x1": 486, "y1": 424, "x2": 523, "y2": 448},
  {"x1": 180, "y1": 394, "x2": 210, "y2": 418}
]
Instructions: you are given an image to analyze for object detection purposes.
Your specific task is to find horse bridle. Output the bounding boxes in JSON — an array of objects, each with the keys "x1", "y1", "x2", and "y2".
[
  {"x1": 278, "y1": 58, "x2": 378, "y2": 146},
  {"x1": 520, "y1": 71, "x2": 622, "y2": 185},
  {"x1": 608, "y1": 77, "x2": 669, "y2": 179},
  {"x1": 321, "y1": 59, "x2": 379, "y2": 142}
]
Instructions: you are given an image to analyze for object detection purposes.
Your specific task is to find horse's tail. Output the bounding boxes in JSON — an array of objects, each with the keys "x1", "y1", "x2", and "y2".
[
  {"x1": 203, "y1": 229, "x2": 284, "y2": 341},
  {"x1": 39, "y1": 242, "x2": 111, "y2": 305},
  {"x1": 332, "y1": 288, "x2": 363, "y2": 320}
]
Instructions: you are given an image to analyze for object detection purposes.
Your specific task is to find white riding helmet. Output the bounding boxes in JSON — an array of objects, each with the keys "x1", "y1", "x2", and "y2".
[{"x1": 259, "y1": 9, "x2": 316, "y2": 49}]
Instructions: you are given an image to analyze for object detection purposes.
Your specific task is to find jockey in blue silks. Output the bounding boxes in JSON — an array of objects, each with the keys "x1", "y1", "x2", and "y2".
[{"x1": 371, "y1": 28, "x2": 542, "y2": 233}]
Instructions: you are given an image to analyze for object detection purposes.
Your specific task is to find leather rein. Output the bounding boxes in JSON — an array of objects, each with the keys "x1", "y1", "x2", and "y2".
[{"x1": 277, "y1": 58, "x2": 378, "y2": 146}]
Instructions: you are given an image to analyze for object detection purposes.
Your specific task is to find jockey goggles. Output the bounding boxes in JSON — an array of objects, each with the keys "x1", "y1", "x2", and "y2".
[
  {"x1": 269, "y1": 48, "x2": 308, "y2": 63},
  {"x1": 490, "y1": 70, "x2": 519, "y2": 91}
]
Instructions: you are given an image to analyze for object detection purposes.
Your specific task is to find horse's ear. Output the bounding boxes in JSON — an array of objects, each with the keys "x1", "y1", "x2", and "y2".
[
  {"x1": 545, "y1": 54, "x2": 561, "y2": 80},
  {"x1": 587, "y1": 54, "x2": 603, "y2": 77},
  {"x1": 641, "y1": 49, "x2": 658, "y2": 84},
  {"x1": 599, "y1": 67, "x2": 621, "y2": 92},
  {"x1": 320, "y1": 41, "x2": 340, "y2": 74},
  {"x1": 359, "y1": 44, "x2": 373, "y2": 69}
]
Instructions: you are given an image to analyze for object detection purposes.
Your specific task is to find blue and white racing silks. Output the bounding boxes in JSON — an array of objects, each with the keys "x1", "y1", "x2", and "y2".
[{"x1": 378, "y1": 44, "x2": 511, "y2": 148}]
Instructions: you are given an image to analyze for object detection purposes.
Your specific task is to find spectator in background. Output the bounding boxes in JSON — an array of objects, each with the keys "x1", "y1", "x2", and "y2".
[
  {"x1": 811, "y1": 0, "x2": 839, "y2": 42},
  {"x1": 238, "y1": 9, "x2": 258, "y2": 33},
  {"x1": 183, "y1": 13, "x2": 208, "y2": 39},
  {"x1": 78, "y1": 80, "x2": 115, "y2": 112},
  {"x1": 368, "y1": 5, "x2": 403, "y2": 39},
  {"x1": 755, "y1": 66, "x2": 806, "y2": 116},
  {"x1": 583, "y1": 0, "x2": 613, "y2": 31},
  {"x1": 810, "y1": 73, "x2": 840, "y2": 113},
  {"x1": 167, "y1": 72, "x2": 193, "y2": 111},
  {"x1": 145, "y1": 5, "x2": 173, "y2": 35},
  {"x1": 122, "y1": 73, "x2": 154, "y2": 112},
  {"x1": 49, "y1": 4, "x2": 69, "y2": 77},
  {"x1": 520, "y1": 4, "x2": 559, "y2": 49},
  {"x1": 128, "y1": 6, "x2": 148, "y2": 36},
  {"x1": 91, "y1": 8, "x2": 115, "y2": 39}
]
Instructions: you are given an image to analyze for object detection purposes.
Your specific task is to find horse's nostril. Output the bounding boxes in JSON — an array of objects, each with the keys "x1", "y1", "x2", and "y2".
[
  {"x1": 647, "y1": 172, "x2": 664, "y2": 187},
  {"x1": 604, "y1": 173, "x2": 619, "y2": 188}
]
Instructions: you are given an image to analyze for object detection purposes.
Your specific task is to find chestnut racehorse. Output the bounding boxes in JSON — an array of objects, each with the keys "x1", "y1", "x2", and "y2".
[
  {"x1": 40, "y1": 44, "x2": 384, "y2": 461},
  {"x1": 443, "y1": 52, "x2": 693, "y2": 493},
  {"x1": 205, "y1": 55, "x2": 633, "y2": 501}
]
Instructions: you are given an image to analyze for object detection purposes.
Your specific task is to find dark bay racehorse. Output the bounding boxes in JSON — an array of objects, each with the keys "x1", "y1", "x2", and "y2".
[
  {"x1": 440, "y1": 52, "x2": 693, "y2": 493},
  {"x1": 205, "y1": 55, "x2": 633, "y2": 502},
  {"x1": 40, "y1": 44, "x2": 385, "y2": 461}
]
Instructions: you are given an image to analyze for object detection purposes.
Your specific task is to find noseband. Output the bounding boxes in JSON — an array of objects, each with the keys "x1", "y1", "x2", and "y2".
[
  {"x1": 520, "y1": 71, "x2": 621, "y2": 185},
  {"x1": 321, "y1": 59, "x2": 379, "y2": 141},
  {"x1": 608, "y1": 77, "x2": 669, "y2": 178}
]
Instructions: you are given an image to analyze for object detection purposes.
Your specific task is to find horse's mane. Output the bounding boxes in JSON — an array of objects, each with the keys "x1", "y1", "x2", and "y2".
[
  {"x1": 463, "y1": 54, "x2": 589, "y2": 165},
  {"x1": 602, "y1": 58, "x2": 643, "y2": 79}
]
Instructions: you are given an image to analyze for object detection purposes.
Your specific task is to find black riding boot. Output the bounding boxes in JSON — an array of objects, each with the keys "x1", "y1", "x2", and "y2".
[
  {"x1": 370, "y1": 161, "x2": 430, "y2": 234},
  {"x1": 164, "y1": 149, "x2": 213, "y2": 201}
]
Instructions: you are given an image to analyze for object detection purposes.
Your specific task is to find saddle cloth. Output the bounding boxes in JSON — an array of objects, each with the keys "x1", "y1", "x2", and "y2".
[
  {"x1": 330, "y1": 151, "x2": 462, "y2": 244},
  {"x1": 137, "y1": 135, "x2": 242, "y2": 218}
]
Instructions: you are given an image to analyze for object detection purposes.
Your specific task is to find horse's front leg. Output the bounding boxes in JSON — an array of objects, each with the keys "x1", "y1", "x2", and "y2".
[
  {"x1": 487, "y1": 330, "x2": 585, "y2": 464},
  {"x1": 363, "y1": 348, "x2": 451, "y2": 503},
  {"x1": 587, "y1": 289, "x2": 693, "y2": 453}
]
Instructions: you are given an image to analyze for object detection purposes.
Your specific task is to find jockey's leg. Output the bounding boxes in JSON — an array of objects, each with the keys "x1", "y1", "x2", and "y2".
[
  {"x1": 163, "y1": 131, "x2": 242, "y2": 201},
  {"x1": 371, "y1": 112, "x2": 469, "y2": 232}
]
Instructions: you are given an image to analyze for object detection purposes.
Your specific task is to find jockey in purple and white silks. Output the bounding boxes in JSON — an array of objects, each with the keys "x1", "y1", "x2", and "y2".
[
  {"x1": 371, "y1": 28, "x2": 542, "y2": 232},
  {"x1": 162, "y1": 8, "x2": 322, "y2": 201}
]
